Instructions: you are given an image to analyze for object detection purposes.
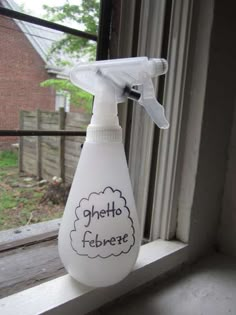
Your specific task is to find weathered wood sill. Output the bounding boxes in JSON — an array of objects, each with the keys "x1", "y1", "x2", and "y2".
[{"x1": 0, "y1": 219, "x2": 66, "y2": 298}]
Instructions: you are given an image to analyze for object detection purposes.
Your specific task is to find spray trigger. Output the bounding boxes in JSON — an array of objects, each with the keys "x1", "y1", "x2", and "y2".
[
  {"x1": 123, "y1": 81, "x2": 169, "y2": 129},
  {"x1": 137, "y1": 78, "x2": 169, "y2": 129}
]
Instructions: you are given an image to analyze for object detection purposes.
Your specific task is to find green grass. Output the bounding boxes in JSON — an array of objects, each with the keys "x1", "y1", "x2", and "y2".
[
  {"x1": 0, "y1": 188, "x2": 43, "y2": 230},
  {"x1": 0, "y1": 150, "x2": 18, "y2": 168},
  {"x1": 0, "y1": 150, "x2": 64, "y2": 230},
  {"x1": 0, "y1": 191, "x2": 18, "y2": 211},
  {"x1": 0, "y1": 169, "x2": 8, "y2": 181}
]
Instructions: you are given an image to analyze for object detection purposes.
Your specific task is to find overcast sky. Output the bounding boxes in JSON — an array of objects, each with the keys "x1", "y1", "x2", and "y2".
[
  {"x1": 15, "y1": 0, "x2": 64, "y2": 16},
  {"x1": 14, "y1": 0, "x2": 81, "y2": 27}
]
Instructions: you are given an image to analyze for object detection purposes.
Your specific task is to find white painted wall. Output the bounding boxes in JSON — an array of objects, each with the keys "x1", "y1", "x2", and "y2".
[{"x1": 184, "y1": 0, "x2": 236, "y2": 261}]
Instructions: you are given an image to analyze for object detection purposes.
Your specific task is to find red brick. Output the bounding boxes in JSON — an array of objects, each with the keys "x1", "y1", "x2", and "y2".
[{"x1": 0, "y1": 16, "x2": 56, "y2": 143}]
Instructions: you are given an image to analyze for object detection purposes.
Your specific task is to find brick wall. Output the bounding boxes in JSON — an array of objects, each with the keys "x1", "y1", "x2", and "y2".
[{"x1": 0, "y1": 15, "x2": 56, "y2": 144}]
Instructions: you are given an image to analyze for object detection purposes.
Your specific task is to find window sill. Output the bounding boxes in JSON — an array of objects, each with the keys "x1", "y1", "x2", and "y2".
[
  {"x1": 0, "y1": 219, "x2": 60, "y2": 252},
  {"x1": 0, "y1": 239, "x2": 188, "y2": 315}
]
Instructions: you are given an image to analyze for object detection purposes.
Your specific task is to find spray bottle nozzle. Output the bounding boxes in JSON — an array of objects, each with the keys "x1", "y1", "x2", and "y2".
[
  {"x1": 123, "y1": 86, "x2": 141, "y2": 102},
  {"x1": 70, "y1": 57, "x2": 169, "y2": 129}
]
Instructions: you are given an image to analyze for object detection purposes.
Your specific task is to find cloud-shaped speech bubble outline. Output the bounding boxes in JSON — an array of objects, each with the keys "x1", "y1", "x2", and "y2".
[{"x1": 70, "y1": 186, "x2": 135, "y2": 259}]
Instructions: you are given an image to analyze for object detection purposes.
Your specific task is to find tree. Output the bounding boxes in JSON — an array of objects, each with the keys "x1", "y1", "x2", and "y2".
[
  {"x1": 40, "y1": 0, "x2": 100, "y2": 113},
  {"x1": 43, "y1": 0, "x2": 99, "y2": 63}
]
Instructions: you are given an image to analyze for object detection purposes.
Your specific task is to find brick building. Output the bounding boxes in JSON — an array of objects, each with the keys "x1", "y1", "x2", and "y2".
[{"x1": 0, "y1": 0, "x2": 67, "y2": 145}]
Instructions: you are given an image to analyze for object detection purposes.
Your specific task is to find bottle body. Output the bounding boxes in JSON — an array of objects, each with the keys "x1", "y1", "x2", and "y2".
[{"x1": 58, "y1": 140, "x2": 141, "y2": 287}]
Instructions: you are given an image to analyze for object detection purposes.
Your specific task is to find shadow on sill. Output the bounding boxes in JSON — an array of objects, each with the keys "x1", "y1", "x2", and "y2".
[{"x1": 92, "y1": 253, "x2": 236, "y2": 315}]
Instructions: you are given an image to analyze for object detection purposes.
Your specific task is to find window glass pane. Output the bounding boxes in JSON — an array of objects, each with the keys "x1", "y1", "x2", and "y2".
[
  {"x1": 0, "y1": 0, "x2": 99, "y2": 231},
  {"x1": 5, "y1": 0, "x2": 99, "y2": 31}
]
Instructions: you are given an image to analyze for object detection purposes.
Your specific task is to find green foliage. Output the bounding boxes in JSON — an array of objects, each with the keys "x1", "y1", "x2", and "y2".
[
  {"x1": 0, "y1": 151, "x2": 18, "y2": 168},
  {"x1": 40, "y1": 0, "x2": 100, "y2": 112},
  {"x1": 43, "y1": 0, "x2": 99, "y2": 62},
  {"x1": 40, "y1": 79, "x2": 93, "y2": 112}
]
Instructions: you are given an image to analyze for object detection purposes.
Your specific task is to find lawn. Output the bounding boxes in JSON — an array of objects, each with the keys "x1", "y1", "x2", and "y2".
[
  {"x1": 0, "y1": 150, "x2": 64, "y2": 231},
  {"x1": 0, "y1": 150, "x2": 18, "y2": 168}
]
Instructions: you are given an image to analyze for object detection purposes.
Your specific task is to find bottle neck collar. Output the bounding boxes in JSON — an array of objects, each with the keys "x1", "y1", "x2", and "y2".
[{"x1": 86, "y1": 125, "x2": 122, "y2": 143}]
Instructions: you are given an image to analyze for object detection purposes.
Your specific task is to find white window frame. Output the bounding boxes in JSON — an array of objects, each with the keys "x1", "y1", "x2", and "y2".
[
  {"x1": 127, "y1": 0, "x2": 167, "y2": 238},
  {"x1": 150, "y1": 0, "x2": 193, "y2": 241},
  {"x1": 0, "y1": 0, "x2": 214, "y2": 313}
]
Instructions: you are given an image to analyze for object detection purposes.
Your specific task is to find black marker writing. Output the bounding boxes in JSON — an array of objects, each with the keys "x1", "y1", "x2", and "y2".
[
  {"x1": 82, "y1": 230, "x2": 128, "y2": 248},
  {"x1": 70, "y1": 186, "x2": 135, "y2": 259},
  {"x1": 83, "y1": 201, "x2": 122, "y2": 228}
]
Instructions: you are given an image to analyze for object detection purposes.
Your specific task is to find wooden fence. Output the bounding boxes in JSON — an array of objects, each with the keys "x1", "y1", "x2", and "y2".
[{"x1": 19, "y1": 109, "x2": 91, "y2": 184}]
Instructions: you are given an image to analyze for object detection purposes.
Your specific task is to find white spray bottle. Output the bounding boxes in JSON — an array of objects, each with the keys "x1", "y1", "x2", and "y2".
[{"x1": 58, "y1": 57, "x2": 169, "y2": 287}]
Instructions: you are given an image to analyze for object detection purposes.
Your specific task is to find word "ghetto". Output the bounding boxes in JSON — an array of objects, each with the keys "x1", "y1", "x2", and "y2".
[
  {"x1": 82, "y1": 230, "x2": 128, "y2": 248},
  {"x1": 82, "y1": 201, "x2": 122, "y2": 228}
]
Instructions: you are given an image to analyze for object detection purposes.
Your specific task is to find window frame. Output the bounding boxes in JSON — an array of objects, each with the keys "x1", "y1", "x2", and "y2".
[
  {"x1": 0, "y1": 0, "x2": 215, "y2": 313},
  {"x1": 126, "y1": 0, "x2": 167, "y2": 239},
  {"x1": 149, "y1": 0, "x2": 193, "y2": 241}
]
